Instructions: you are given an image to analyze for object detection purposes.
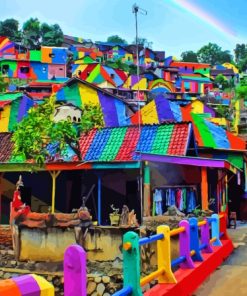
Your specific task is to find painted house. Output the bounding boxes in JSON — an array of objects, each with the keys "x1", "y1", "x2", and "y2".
[
  {"x1": 0, "y1": 92, "x2": 35, "y2": 132},
  {"x1": 18, "y1": 81, "x2": 65, "y2": 101},
  {"x1": 0, "y1": 42, "x2": 68, "y2": 81},
  {"x1": 55, "y1": 77, "x2": 133, "y2": 126},
  {"x1": 103, "y1": 45, "x2": 134, "y2": 65}
]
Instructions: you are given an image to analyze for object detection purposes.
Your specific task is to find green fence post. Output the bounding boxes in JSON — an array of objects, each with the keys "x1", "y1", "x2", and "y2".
[{"x1": 123, "y1": 231, "x2": 142, "y2": 296}]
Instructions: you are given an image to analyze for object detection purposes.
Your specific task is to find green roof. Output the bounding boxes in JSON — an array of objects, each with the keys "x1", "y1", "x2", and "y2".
[{"x1": 0, "y1": 92, "x2": 23, "y2": 101}]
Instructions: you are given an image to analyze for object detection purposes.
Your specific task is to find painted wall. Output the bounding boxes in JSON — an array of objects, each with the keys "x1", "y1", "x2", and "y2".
[{"x1": 56, "y1": 80, "x2": 131, "y2": 126}]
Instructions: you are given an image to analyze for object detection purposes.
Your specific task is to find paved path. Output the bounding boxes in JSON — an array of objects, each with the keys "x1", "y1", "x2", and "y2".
[{"x1": 194, "y1": 223, "x2": 247, "y2": 296}]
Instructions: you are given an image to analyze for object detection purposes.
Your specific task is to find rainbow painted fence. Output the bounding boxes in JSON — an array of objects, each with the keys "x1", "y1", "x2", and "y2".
[
  {"x1": 0, "y1": 244, "x2": 87, "y2": 296},
  {"x1": 113, "y1": 213, "x2": 234, "y2": 296}
]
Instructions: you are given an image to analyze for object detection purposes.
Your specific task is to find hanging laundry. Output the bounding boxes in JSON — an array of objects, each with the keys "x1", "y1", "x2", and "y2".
[{"x1": 154, "y1": 189, "x2": 163, "y2": 215}]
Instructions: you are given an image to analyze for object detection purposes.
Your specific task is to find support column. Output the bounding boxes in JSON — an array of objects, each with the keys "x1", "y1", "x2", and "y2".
[
  {"x1": 49, "y1": 171, "x2": 61, "y2": 214},
  {"x1": 201, "y1": 167, "x2": 208, "y2": 210},
  {"x1": 143, "y1": 161, "x2": 151, "y2": 217},
  {"x1": 97, "y1": 174, "x2": 101, "y2": 225},
  {"x1": 0, "y1": 173, "x2": 3, "y2": 224}
]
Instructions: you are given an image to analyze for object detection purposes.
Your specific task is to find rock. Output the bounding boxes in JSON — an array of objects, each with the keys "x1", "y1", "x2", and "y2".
[
  {"x1": 95, "y1": 276, "x2": 102, "y2": 283},
  {"x1": 3, "y1": 273, "x2": 11, "y2": 279},
  {"x1": 97, "y1": 283, "x2": 105, "y2": 296},
  {"x1": 103, "y1": 293, "x2": 110, "y2": 296},
  {"x1": 87, "y1": 281, "x2": 97, "y2": 294},
  {"x1": 102, "y1": 276, "x2": 110, "y2": 284},
  {"x1": 91, "y1": 293, "x2": 98, "y2": 296}
]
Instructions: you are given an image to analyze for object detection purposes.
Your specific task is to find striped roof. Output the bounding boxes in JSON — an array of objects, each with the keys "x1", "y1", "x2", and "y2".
[{"x1": 79, "y1": 123, "x2": 192, "y2": 162}]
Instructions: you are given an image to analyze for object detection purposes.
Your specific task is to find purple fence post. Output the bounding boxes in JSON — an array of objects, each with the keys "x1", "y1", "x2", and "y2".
[
  {"x1": 64, "y1": 244, "x2": 87, "y2": 296},
  {"x1": 200, "y1": 219, "x2": 213, "y2": 253},
  {"x1": 179, "y1": 220, "x2": 194, "y2": 268}
]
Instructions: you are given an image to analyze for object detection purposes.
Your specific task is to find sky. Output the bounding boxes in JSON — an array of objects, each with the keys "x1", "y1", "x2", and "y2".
[{"x1": 1, "y1": 0, "x2": 247, "y2": 57}]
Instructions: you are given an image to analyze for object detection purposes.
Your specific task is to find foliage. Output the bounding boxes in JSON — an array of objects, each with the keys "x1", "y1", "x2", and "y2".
[
  {"x1": 236, "y1": 85, "x2": 247, "y2": 100},
  {"x1": 40, "y1": 23, "x2": 64, "y2": 47},
  {"x1": 132, "y1": 37, "x2": 153, "y2": 48},
  {"x1": 180, "y1": 50, "x2": 198, "y2": 62},
  {"x1": 0, "y1": 77, "x2": 9, "y2": 92},
  {"x1": 214, "y1": 74, "x2": 229, "y2": 90},
  {"x1": 11, "y1": 96, "x2": 104, "y2": 163},
  {"x1": 22, "y1": 18, "x2": 41, "y2": 48},
  {"x1": 234, "y1": 43, "x2": 247, "y2": 64},
  {"x1": 105, "y1": 59, "x2": 129, "y2": 72},
  {"x1": 0, "y1": 18, "x2": 64, "y2": 49},
  {"x1": 197, "y1": 43, "x2": 232, "y2": 65},
  {"x1": 216, "y1": 104, "x2": 230, "y2": 118},
  {"x1": 106, "y1": 35, "x2": 127, "y2": 44},
  {"x1": 0, "y1": 19, "x2": 21, "y2": 42}
]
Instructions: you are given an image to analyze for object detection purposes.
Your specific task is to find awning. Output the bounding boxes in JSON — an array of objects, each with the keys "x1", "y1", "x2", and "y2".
[{"x1": 138, "y1": 153, "x2": 241, "y2": 174}]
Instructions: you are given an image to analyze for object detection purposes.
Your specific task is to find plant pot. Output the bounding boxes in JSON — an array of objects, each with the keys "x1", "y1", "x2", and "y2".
[{"x1": 109, "y1": 213, "x2": 120, "y2": 226}]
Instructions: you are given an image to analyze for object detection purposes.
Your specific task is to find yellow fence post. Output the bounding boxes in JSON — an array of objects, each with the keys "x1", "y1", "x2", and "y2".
[
  {"x1": 50, "y1": 171, "x2": 61, "y2": 214},
  {"x1": 157, "y1": 225, "x2": 177, "y2": 284}
]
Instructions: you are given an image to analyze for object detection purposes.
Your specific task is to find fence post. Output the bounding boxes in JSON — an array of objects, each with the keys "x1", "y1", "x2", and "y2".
[
  {"x1": 200, "y1": 219, "x2": 213, "y2": 253},
  {"x1": 157, "y1": 225, "x2": 177, "y2": 283},
  {"x1": 179, "y1": 220, "x2": 194, "y2": 268},
  {"x1": 219, "y1": 212, "x2": 230, "y2": 240},
  {"x1": 210, "y1": 214, "x2": 222, "y2": 246},
  {"x1": 189, "y1": 217, "x2": 203, "y2": 261},
  {"x1": 64, "y1": 244, "x2": 87, "y2": 296},
  {"x1": 123, "y1": 231, "x2": 142, "y2": 296}
]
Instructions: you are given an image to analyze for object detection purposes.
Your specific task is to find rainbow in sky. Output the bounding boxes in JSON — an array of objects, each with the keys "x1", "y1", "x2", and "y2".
[{"x1": 171, "y1": 0, "x2": 236, "y2": 38}]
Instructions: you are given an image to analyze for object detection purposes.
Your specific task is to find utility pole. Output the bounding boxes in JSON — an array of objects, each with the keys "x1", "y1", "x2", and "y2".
[
  {"x1": 132, "y1": 4, "x2": 147, "y2": 222},
  {"x1": 132, "y1": 4, "x2": 147, "y2": 96}
]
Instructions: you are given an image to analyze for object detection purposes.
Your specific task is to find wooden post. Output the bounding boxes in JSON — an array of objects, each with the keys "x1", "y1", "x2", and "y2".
[
  {"x1": 189, "y1": 217, "x2": 203, "y2": 261},
  {"x1": 123, "y1": 231, "x2": 142, "y2": 296},
  {"x1": 211, "y1": 214, "x2": 222, "y2": 246},
  {"x1": 201, "y1": 167, "x2": 208, "y2": 210},
  {"x1": 200, "y1": 219, "x2": 213, "y2": 253},
  {"x1": 49, "y1": 171, "x2": 61, "y2": 214},
  {"x1": 0, "y1": 173, "x2": 3, "y2": 224},
  {"x1": 64, "y1": 244, "x2": 87, "y2": 296},
  {"x1": 143, "y1": 161, "x2": 151, "y2": 217},
  {"x1": 179, "y1": 220, "x2": 194, "y2": 268},
  {"x1": 97, "y1": 174, "x2": 101, "y2": 225},
  {"x1": 156, "y1": 225, "x2": 177, "y2": 283}
]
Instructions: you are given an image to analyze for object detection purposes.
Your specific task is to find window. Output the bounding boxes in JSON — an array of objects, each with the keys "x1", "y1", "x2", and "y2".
[
  {"x1": 128, "y1": 57, "x2": 131, "y2": 61},
  {"x1": 73, "y1": 116, "x2": 77, "y2": 122},
  {"x1": 2, "y1": 64, "x2": 9, "y2": 74},
  {"x1": 20, "y1": 67, "x2": 30, "y2": 74},
  {"x1": 185, "y1": 66, "x2": 187, "y2": 70},
  {"x1": 192, "y1": 67, "x2": 195, "y2": 71},
  {"x1": 42, "y1": 67, "x2": 46, "y2": 73},
  {"x1": 110, "y1": 74, "x2": 115, "y2": 79},
  {"x1": 49, "y1": 53, "x2": 55, "y2": 58}
]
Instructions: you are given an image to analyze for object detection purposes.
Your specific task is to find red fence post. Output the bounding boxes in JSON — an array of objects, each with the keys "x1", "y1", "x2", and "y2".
[
  {"x1": 64, "y1": 244, "x2": 87, "y2": 296},
  {"x1": 219, "y1": 212, "x2": 230, "y2": 240}
]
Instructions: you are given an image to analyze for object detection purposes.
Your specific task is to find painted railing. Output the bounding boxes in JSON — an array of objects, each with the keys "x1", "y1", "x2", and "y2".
[
  {"x1": 0, "y1": 244, "x2": 87, "y2": 296},
  {"x1": 113, "y1": 212, "x2": 228, "y2": 296}
]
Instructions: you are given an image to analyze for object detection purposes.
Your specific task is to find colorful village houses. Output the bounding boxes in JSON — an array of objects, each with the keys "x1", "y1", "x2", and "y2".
[{"x1": 0, "y1": 37, "x2": 68, "y2": 81}]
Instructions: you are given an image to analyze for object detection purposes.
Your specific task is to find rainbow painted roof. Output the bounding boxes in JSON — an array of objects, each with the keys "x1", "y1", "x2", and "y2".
[{"x1": 79, "y1": 122, "x2": 194, "y2": 162}]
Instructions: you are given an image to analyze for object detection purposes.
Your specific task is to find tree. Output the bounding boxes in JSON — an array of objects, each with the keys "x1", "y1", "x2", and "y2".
[
  {"x1": 180, "y1": 51, "x2": 198, "y2": 62},
  {"x1": 22, "y1": 18, "x2": 41, "y2": 48},
  {"x1": 11, "y1": 96, "x2": 104, "y2": 163},
  {"x1": 106, "y1": 35, "x2": 127, "y2": 44},
  {"x1": 197, "y1": 43, "x2": 232, "y2": 65},
  {"x1": 41, "y1": 23, "x2": 63, "y2": 46},
  {"x1": 132, "y1": 37, "x2": 153, "y2": 48},
  {"x1": 214, "y1": 74, "x2": 229, "y2": 90},
  {"x1": 234, "y1": 44, "x2": 247, "y2": 64},
  {"x1": 0, "y1": 19, "x2": 20, "y2": 42},
  {"x1": 0, "y1": 77, "x2": 8, "y2": 93}
]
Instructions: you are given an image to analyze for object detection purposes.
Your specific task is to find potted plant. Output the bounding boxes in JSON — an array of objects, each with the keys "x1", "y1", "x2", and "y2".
[{"x1": 109, "y1": 204, "x2": 120, "y2": 226}]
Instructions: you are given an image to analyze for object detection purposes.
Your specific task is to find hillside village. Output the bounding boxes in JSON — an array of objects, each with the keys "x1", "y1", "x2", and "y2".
[{"x1": 0, "y1": 30, "x2": 247, "y2": 294}]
